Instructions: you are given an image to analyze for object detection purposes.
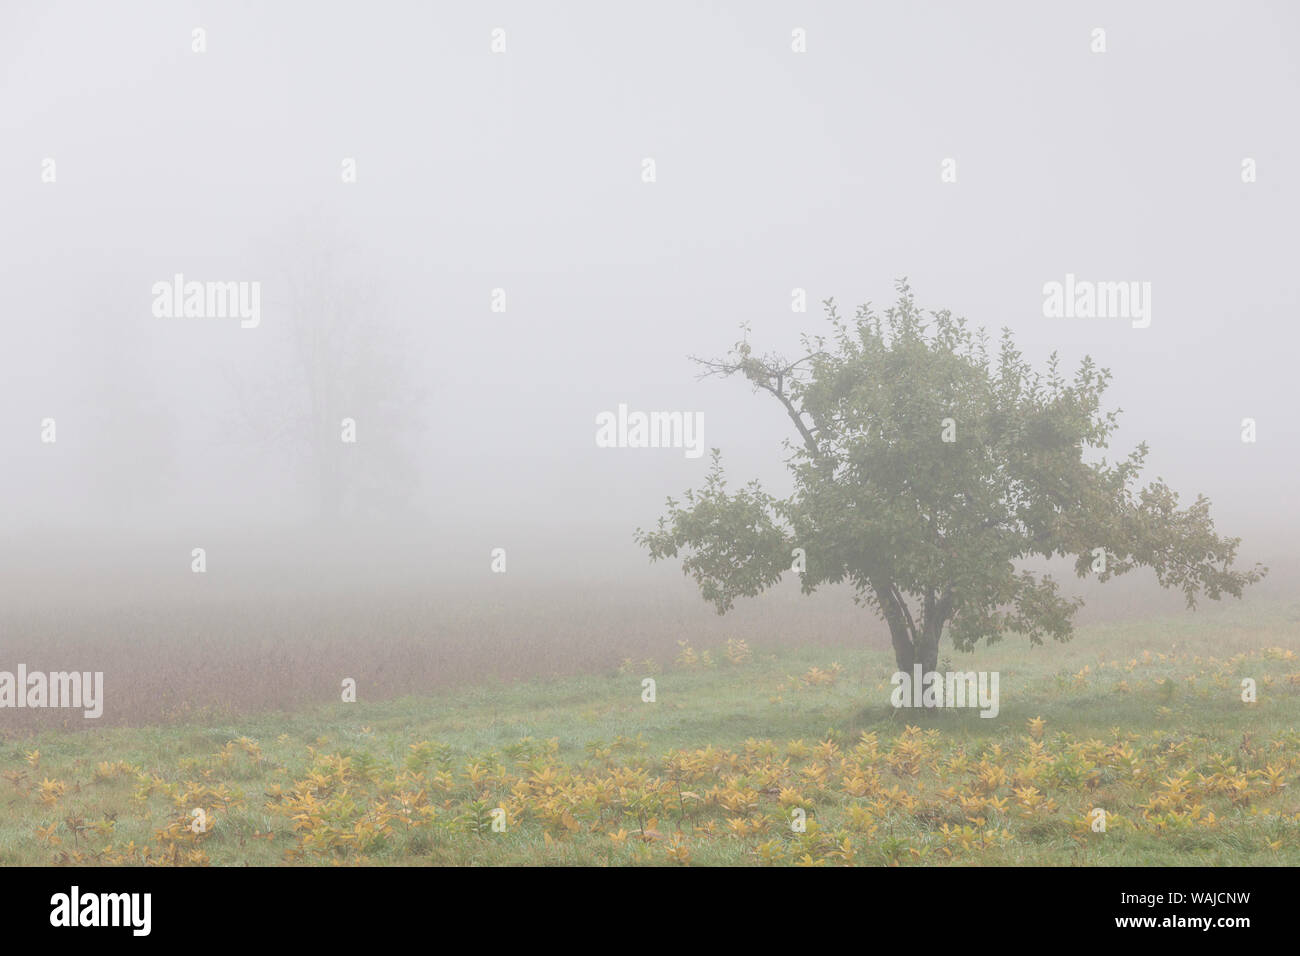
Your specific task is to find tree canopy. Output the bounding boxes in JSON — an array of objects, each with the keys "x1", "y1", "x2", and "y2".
[{"x1": 636, "y1": 282, "x2": 1265, "y2": 678}]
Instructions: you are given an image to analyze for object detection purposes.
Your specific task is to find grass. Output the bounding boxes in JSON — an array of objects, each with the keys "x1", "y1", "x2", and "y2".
[{"x1": 2, "y1": 599, "x2": 1299, "y2": 866}]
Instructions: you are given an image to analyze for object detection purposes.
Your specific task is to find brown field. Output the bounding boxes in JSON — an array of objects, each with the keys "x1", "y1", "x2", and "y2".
[{"x1": 1, "y1": 527, "x2": 1293, "y2": 733}]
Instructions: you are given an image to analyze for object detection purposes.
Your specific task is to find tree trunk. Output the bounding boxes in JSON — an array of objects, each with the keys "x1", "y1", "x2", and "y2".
[
  {"x1": 884, "y1": 617, "x2": 942, "y2": 673},
  {"x1": 916, "y1": 619, "x2": 942, "y2": 676},
  {"x1": 877, "y1": 582, "x2": 948, "y2": 706},
  {"x1": 885, "y1": 614, "x2": 944, "y2": 710},
  {"x1": 886, "y1": 617, "x2": 915, "y2": 673}
]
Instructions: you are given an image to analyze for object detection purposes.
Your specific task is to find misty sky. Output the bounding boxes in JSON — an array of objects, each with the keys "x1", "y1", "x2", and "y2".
[{"x1": 2, "y1": 0, "x2": 1297, "y2": 583}]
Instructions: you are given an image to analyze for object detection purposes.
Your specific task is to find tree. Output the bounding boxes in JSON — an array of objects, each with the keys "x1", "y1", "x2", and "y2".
[
  {"x1": 635, "y1": 282, "x2": 1265, "y2": 685},
  {"x1": 226, "y1": 237, "x2": 425, "y2": 525}
]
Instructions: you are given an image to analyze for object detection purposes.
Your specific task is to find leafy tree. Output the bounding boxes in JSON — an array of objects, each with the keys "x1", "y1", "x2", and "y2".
[{"x1": 636, "y1": 282, "x2": 1264, "y2": 682}]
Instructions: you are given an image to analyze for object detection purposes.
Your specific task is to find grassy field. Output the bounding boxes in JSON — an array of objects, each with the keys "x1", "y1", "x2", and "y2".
[{"x1": 2, "y1": 599, "x2": 1299, "y2": 866}]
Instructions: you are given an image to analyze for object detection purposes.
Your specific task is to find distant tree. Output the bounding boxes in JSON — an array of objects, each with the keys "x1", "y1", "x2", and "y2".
[
  {"x1": 227, "y1": 240, "x2": 424, "y2": 524},
  {"x1": 636, "y1": 282, "x2": 1265, "y2": 682}
]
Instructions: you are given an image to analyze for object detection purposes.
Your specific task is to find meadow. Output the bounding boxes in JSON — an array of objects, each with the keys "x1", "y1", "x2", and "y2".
[{"x1": 2, "y1": 597, "x2": 1297, "y2": 866}]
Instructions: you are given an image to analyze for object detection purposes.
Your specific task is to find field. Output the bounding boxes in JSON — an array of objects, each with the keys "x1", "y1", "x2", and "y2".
[{"x1": 2, "y1": 598, "x2": 1298, "y2": 867}]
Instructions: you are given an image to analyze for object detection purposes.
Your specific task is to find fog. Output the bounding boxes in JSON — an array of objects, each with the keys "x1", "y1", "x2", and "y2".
[{"x1": 2, "y1": 0, "x2": 1297, "y2": 619}]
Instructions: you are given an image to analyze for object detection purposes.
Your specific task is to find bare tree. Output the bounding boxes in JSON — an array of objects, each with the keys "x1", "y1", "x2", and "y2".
[{"x1": 226, "y1": 235, "x2": 425, "y2": 525}]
